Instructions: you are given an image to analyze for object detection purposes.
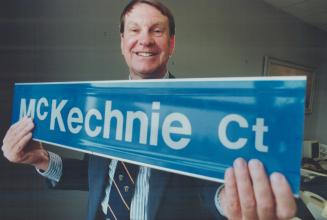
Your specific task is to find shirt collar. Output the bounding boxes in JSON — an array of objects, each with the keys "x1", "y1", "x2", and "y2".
[{"x1": 129, "y1": 71, "x2": 169, "y2": 80}]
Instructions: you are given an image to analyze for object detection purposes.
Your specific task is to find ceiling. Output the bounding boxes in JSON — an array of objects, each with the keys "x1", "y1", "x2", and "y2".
[{"x1": 264, "y1": 0, "x2": 327, "y2": 33}]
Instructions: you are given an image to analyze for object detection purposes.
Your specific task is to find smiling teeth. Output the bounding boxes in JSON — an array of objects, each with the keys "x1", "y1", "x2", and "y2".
[{"x1": 137, "y1": 52, "x2": 154, "y2": 57}]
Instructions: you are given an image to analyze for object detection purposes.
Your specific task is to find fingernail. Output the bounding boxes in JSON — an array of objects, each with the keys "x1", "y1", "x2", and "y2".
[
  {"x1": 234, "y1": 157, "x2": 246, "y2": 168},
  {"x1": 270, "y1": 172, "x2": 285, "y2": 184},
  {"x1": 248, "y1": 159, "x2": 262, "y2": 169}
]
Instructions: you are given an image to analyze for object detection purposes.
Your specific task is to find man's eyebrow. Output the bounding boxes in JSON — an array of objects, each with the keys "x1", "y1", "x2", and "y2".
[
  {"x1": 152, "y1": 22, "x2": 165, "y2": 27},
  {"x1": 126, "y1": 22, "x2": 139, "y2": 27},
  {"x1": 126, "y1": 21, "x2": 166, "y2": 27}
]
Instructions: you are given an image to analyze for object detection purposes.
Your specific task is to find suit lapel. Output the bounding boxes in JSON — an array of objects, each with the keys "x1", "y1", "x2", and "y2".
[
  {"x1": 168, "y1": 72, "x2": 175, "y2": 79},
  {"x1": 148, "y1": 169, "x2": 170, "y2": 220},
  {"x1": 87, "y1": 156, "x2": 110, "y2": 220}
]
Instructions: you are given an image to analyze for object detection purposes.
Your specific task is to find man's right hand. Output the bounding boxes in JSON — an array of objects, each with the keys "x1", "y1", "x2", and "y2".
[{"x1": 2, "y1": 117, "x2": 49, "y2": 171}]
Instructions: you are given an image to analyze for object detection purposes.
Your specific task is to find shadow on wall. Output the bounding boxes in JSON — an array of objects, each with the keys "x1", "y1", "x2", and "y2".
[
  {"x1": 0, "y1": 190, "x2": 88, "y2": 220},
  {"x1": 0, "y1": 145, "x2": 88, "y2": 220}
]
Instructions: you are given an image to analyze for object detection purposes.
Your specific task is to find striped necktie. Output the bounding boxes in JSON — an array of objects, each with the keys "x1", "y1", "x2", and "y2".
[{"x1": 106, "y1": 161, "x2": 139, "y2": 220}]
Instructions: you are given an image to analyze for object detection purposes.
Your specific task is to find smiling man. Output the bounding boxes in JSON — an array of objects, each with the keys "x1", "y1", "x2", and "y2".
[
  {"x1": 120, "y1": 2, "x2": 175, "y2": 79},
  {"x1": 2, "y1": 1, "x2": 297, "y2": 220}
]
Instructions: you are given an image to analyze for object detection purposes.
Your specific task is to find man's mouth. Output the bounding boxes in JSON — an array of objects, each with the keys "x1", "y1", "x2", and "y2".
[{"x1": 135, "y1": 52, "x2": 157, "y2": 57}]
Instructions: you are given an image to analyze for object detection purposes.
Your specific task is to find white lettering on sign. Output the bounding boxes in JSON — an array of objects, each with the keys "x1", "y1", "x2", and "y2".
[
  {"x1": 162, "y1": 113, "x2": 191, "y2": 150},
  {"x1": 85, "y1": 108, "x2": 102, "y2": 137},
  {"x1": 36, "y1": 97, "x2": 48, "y2": 120},
  {"x1": 103, "y1": 100, "x2": 124, "y2": 141},
  {"x1": 50, "y1": 99, "x2": 68, "y2": 132},
  {"x1": 150, "y1": 102, "x2": 160, "y2": 146},
  {"x1": 218, "y1": 114, "x2": 269, "y2": 152},
  {"x1": 20, "y1": 98, "x2": 36, "y2": 119},
  {"x1": 252, "y1": 118, "x2": 269, "y2": 152},
  {"x1": 19, "y1": 98, "x2": 192, "y2": 150},
  {"x1": 67, "y1": 107, "x2": 83, "y2": 134},
  {"x1": 218, "y1": 114, "x2": 248, "y2": 150},
  {"x1": 19, "y1": 98, "x2": 269, "y2": 152},
  {"x1": 125, "y1": 111, "x2": 148, "y2": 144}
]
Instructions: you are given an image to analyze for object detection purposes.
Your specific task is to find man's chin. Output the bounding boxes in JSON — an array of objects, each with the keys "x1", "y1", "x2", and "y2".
[{"x1": 131, "y1": 68, "x2": 165, "y2": 79}]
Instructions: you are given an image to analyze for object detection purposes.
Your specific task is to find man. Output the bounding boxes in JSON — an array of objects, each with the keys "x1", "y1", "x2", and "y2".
[{"x1": 2, "y1": 0, "x2": 296, "y2": 219}]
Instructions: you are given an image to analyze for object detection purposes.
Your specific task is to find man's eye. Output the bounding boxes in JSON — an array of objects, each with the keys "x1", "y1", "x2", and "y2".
[
  {"x1": 153, "y1": 29, "x2": 163, "y2": 35},
  {"x1": 129, "y1": 28, "x2": 139, "y2": 34}
]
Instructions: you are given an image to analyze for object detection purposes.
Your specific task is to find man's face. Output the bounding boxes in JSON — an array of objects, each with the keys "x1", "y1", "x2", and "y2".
[{"x1": 121, "y1": 3, "x2": 175, "y2": 79}]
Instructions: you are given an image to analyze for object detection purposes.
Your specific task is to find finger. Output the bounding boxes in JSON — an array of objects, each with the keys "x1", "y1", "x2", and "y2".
[
  {"x1": 248, "y1": 159, "x2": 275, "y2": 220},
  {"x1": 270, "y1": 173, "x2": 296, "y2": 220},
  {"x1": 234, "y1": 158, "x2": 258, "y2": 220},
  {"x1": 9, "y1": 117, "x2": 29, "y2": 133},
  {"x1": 2, "y1": 122, "x2": 22, "y2": 152},
  {"x1": 4, "y1": 133, "x2": 32, "y2": 163},
  {"x1": 11, "y1": 119, "x2": 34, "y2": 152},
  {"x1": 3, "y1": 117, "x2": 27, "y2": 144},
  {"x1": 223, "y1": 167, "x2": 241, "y2": 219},
  {"x1": 14, "y1": 117, "x2": 33, "y2": 138},
  {"x1": 14, "y1": 132, "x2": 33, "y2": 154},
  {"x1": 5, "y1": 118, "x2": 34, "y2": 152},
  {"x1": 9, "y1": 117, "x2": 27, "y2": 131},
  {"x1": 3, "y1": 117, "x2": 29, "y2": 144}
]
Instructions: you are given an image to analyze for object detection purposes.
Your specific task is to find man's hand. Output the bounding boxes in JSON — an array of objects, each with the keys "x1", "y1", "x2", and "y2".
[
  {"x1": 220, "y1": 158, "x2": 296, "y2": 220},
  {"x1": 2, "y1": 117, "x2": 49, "y2": 171}
]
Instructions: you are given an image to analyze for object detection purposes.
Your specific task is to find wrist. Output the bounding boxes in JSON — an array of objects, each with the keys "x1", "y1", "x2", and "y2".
[
  {"x1": 36, "y1": 152, "x2": 63, "y2": 183},
  {"x1": 215, "y1": 184, "x2": 226, "y2": 216},
  {"x1": 34, "y1": 150, "x2": 50, "y2": 171}
]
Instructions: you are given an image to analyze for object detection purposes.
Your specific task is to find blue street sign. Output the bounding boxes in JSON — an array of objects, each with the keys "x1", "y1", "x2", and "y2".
[{"x1": 11, "y1": 77, "x2": 306, "y2": 195}]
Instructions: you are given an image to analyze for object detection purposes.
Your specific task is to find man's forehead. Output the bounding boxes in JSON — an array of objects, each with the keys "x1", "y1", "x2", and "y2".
[{"x1": 124, "y1": 3, "x2": 168, "y2": 23}]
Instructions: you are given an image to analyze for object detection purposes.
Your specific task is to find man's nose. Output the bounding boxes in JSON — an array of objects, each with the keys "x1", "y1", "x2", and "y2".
[{"x1": 139, "y1": 31, "x2": 154, "y2": 46}]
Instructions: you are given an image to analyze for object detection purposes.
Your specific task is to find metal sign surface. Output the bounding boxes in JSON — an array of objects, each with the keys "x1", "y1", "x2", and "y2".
[{"x1": 11, "y1": 77, "x2": 306, "y2": 194}]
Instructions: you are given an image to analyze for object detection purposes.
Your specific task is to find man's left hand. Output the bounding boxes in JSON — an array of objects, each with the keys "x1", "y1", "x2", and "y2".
[{"x1": 220, "y1": 158, "x2": 296, "y2": 220}]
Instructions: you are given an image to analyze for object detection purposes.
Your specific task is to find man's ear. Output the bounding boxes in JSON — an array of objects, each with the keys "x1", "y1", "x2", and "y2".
[
  {"x1": 120, "y1": 33, "x2": 124, "y2": 55},
  {"x1": 169, "y1": 35, "x2": 175, "y2": 56}
]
